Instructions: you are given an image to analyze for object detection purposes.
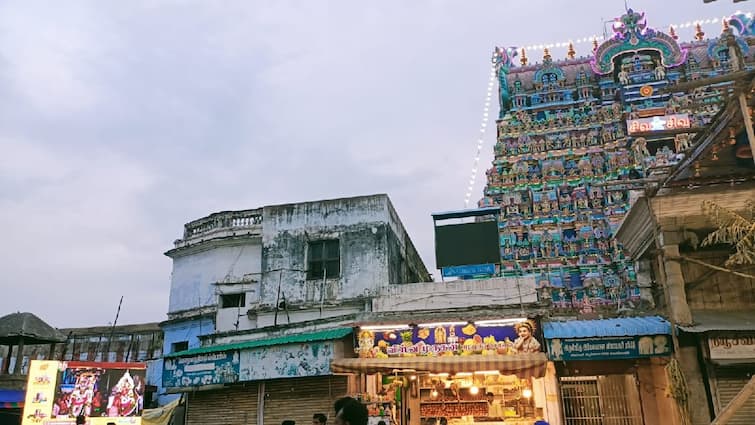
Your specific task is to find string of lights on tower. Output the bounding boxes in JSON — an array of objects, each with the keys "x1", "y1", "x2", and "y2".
[{"x1": 462, "y1": 11, "x2": 753, "y2": 208}]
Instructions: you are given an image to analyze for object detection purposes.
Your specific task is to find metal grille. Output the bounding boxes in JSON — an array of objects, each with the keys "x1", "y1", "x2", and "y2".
[{"x1": 560, "y1": 375, "x2": 644, "y2": 425}]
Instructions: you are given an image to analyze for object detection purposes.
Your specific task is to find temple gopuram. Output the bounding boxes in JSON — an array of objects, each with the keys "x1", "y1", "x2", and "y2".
[{"x1": 479, "y1": 10, "x2": 755, "y2": 311}]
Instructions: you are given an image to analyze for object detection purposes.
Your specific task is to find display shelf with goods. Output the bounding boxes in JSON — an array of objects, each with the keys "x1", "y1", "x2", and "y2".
[
  {"x1": 418, "y1": 373, "x2": 535, "y2": 422},
  {"x1": 362, "y1": 399, "x2": 398, "y2": 425}
]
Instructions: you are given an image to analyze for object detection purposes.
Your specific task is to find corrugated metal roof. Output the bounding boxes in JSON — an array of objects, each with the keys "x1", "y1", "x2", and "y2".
[
  {"x1": 543, "y1": 316, "x2": 671, "y2": 339},
  {"x1": 678, "y1": 310, "x2": 755, "y2": 333},
  {"x1": 164, "y1": 327, "x2": 353, "y2": 358}
]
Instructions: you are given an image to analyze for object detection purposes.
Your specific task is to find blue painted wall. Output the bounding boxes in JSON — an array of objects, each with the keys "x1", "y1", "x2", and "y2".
[{"x1": 161, "y1": 317, "x2": 214, "y2": 355}]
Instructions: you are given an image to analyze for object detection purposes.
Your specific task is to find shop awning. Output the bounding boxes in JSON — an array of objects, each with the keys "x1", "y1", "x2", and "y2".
[
  {"x1": 0, "y1": 389, "x2": 24, "y2": 408},
  {"x1": 678, "y1": 310, "x2": 755, "y2": 333},
  {"x1": 331, "y1": 353, "x2": 548, "y2": 378},
  {"x1": 543, "y1": 316, "x2": 671, "y2": 339},
  {"x1": 165, "y1": 327, "x2": 353, "y2": 358}
]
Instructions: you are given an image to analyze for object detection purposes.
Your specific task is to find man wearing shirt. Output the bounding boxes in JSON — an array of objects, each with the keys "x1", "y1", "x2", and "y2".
[{"x1": 486, "y1": 392, "x2": 504, "y2": 419}]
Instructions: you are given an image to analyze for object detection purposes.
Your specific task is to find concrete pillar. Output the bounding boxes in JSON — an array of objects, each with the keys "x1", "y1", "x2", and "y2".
[
  {"x1": 543, "y1": 362, "x2": 562, "y2": 425},
  {"x1": 13, "y1": 337, "x2": 24, "y2": 374},
  {"x1": 661, "y1": 244, "x2": 693, "y2": 326},
  {"x1": 1, "y1": 344, "x2": 12, "y2": 373},
  {"x1": 47, "y1": 343, "x2": 56, "y2": 360},
  {"x1": 678, "y1": 346, "x2": 712, "y2": 425}
]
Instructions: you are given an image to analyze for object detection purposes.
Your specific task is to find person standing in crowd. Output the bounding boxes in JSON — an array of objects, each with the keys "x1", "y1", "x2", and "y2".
[
  {"x1": 486, "y1": 392, "x2": 505, "y2": 418},
  {"x1": 333, "y1": 397, "x2": 368, "y2": 425},
  {"x1": 313, "y1": 413, "x2": 328, "y2": 425}
]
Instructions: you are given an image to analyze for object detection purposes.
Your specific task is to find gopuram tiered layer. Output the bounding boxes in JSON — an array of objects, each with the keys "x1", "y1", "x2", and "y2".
[{"x1": 479, "y1": 10, "x2": 755, "y2": 312}]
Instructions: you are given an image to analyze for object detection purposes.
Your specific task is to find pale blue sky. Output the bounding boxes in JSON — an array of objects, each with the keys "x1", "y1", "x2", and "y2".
[{"x1": 0, "y1": 1, "x2": 744, "y2": 327}]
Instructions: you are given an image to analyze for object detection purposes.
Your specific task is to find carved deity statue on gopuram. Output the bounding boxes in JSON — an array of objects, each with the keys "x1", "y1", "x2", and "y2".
[{"x1": 480, "y1": 9, "x2": 754, "y2": 311}]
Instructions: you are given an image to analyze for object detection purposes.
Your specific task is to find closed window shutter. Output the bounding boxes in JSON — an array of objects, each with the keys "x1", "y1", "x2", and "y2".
[
  {"x1": 715, "y1": 367, "x2": 755, "y2": 425},
  {"x1": 263, "y1": 376, "x2": 349, "y2": 425}
]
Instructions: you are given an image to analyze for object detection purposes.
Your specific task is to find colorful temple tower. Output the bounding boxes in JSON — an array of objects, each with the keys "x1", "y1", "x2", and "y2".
[{"x1": 480, "y1": 10, "x2": 754, "y2": 312}]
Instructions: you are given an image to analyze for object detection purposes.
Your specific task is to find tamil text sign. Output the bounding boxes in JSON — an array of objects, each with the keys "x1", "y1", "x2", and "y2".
[
  {"x1": 547, "y1": 335, "x2": 672, "y2": 361},
  {"x1": 708, "y1": 334, "x2": 755, "y2": 360},
  {"x1": 163, "y1": 351, "x2": 239, "y2": 388},
  {"x1": 626, "y1": 114, "x2": 691, "y2": 134},
  {"x1": 357, "y1": 320, "x2": 543, "y2": 358},
  {"x1": 441, "y1": 264, "x2": 496, "y2": 278}
]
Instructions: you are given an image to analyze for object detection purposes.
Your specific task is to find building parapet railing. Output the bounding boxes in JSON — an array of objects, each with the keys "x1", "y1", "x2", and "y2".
[{"x1": 174, "y1": 209, "x2": 263, "y2": 247}]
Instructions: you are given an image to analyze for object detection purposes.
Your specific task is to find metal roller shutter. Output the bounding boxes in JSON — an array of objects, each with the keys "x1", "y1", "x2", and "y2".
[
  {"x1": 263, "y1": 376, "x2": 349, "y2": 425},
  {"x1": 714, "y1": 367, "x2": 755, "y2": 425},
  {"x1": 187, "y1": 385, "x2": 259, "y2": 425}
]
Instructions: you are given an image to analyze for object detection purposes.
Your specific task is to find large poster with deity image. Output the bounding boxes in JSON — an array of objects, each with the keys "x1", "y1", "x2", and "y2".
[
  {"x1": 22, "y1": 360, "x2": 146, "y2": 425},
  {"x1": 356, "y1": 320, "x2": 543, "y2": 358}
]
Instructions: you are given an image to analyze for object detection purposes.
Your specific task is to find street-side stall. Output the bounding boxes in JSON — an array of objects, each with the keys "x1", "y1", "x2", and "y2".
[{"x1": 331, "y1": 319, "x2": 556, "y2": 425}]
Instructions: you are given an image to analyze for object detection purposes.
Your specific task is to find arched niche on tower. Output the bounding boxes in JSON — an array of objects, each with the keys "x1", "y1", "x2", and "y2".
[{"x1": 591, "y1": 8, "x2": 687, "y2": 76}]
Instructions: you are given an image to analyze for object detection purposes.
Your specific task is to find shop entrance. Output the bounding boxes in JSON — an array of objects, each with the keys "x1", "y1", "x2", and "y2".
[{"x1": 560, "y1": 375, "x2": 643, "y2": 425}]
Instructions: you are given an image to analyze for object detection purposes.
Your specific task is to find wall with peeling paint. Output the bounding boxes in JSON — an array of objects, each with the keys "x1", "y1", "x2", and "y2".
[
  {"x1": 167, "y1": 244, "x2": 262, "y2": 314},
  {"x1": 258, "y1": 194, "x2": 429, "y2": 309},
  {"x1": 164, "y1": 194, "x2": 430, "y2": 337}
]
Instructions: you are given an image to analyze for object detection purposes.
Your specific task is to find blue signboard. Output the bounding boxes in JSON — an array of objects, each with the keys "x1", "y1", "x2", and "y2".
[
  {"x1": 547, "y1": 335, "x2": 672, "y2": 361},
  {"x1": 163, "y1": 351, "x2": 240, "y2": 388},
  {"x1": 442, "y1": 263, "x2": 496, "y2": 277}
]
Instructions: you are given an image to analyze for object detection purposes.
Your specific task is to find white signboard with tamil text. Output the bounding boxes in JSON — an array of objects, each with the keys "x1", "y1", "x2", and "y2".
[{"x1": 708, "y1": 335, "x2": 755, "y2": 360}]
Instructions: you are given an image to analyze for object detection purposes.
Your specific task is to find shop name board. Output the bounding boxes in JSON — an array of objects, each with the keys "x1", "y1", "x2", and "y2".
[
  {"x1": 626, "y1": 114, "x2": 691, "y2": 134},
  {"x1": 441, "y1": 263, "x2": 496, "y2": 278},
  {"x1": 163, "y1": 351, "x2": 240, "y2": 388},
  {"x1": 386, "y1": 341, "x2": 519, "y2": 356},
  {"x1": 358, "y1": 321, "x2": 543, "y2": 358},
  {"x1": 708, "y1": 335, "x2": 755, "y2": 360},
  {"x1": 547, "y1": 335, "x2": 671, "y2": 361}
]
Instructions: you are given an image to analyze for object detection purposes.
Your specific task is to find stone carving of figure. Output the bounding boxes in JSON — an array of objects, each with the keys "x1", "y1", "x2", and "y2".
[
  {"x1": 654, "y1": 61, "x2": 666, "y2": 81},
  {"x1": 633, "y1": 137, "x2": 650, "y2": 158},
  {"x1": 675, "y1": 133, "x2": 691, "y2": 152},
  {"x1": 618, "y1": 69, "x2": 630, "y2": 85}
]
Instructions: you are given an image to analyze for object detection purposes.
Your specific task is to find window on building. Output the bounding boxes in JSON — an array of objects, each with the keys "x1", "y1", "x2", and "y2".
[
  {"x1": 220, "y1": 293, "x2": 245, "y2": 308},
  {"x1": 307, "y1": 239, "x2": 340, "y2": 280},
  {"x1": 171, "y1": 341, "x2": 189, "y2": 353}
]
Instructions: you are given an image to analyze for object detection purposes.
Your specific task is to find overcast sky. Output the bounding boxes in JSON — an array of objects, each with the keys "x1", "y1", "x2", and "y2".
[{"x1": 0, "y1": 1, "x2": 742, "y2": 328}]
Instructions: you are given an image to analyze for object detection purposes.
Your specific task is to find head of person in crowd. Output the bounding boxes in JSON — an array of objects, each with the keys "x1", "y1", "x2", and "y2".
[
  {"x1": 313, "y1": 413, "x2": 328, "y2": 425},
  {"x1": 333, "y1": 397, "x2": 368, "y2": 425}
]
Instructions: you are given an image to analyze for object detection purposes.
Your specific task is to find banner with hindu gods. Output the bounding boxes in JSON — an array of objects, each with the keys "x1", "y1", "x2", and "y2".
[
  {"x1": 356, "y1": 320, "x2": 543, "y2": 358},
  {"x1": 22, "y1": 360, "x2": 147, "y2": 425}
]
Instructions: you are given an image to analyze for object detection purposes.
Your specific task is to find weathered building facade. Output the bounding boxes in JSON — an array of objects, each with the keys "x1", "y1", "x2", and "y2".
[
  {"x1": 616, "y1": 70, "x2": 755, "y2": 425},
  {"x1": 161, "y1": 194, "x2": 430, "y2": 425}
]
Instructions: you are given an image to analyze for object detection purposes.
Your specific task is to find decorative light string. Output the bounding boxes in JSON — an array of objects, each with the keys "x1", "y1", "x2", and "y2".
[
  {"x1": 463, "y1": 11, "x2": 752, "y2": 207},
  {"x1": 463, "y1": 62, "x2": 497, "y2": 208}
]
